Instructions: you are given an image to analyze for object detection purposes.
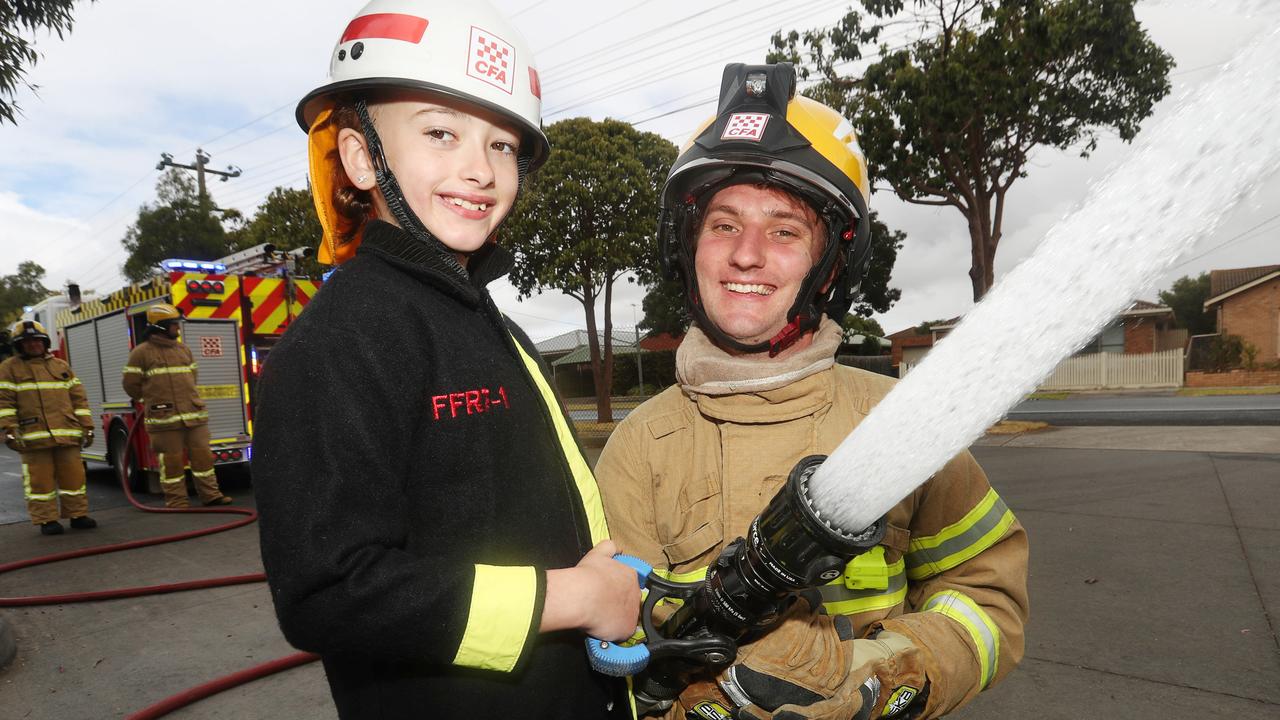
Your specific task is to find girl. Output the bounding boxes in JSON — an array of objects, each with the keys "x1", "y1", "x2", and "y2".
[{"x1": 252, "y1": 2, "x2": 637, "y2": 717}]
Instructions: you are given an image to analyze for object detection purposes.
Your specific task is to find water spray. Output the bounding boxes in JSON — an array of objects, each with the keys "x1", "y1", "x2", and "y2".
[{"x1": 590, "y1": 16, "x2": 1280, "y2": 711}]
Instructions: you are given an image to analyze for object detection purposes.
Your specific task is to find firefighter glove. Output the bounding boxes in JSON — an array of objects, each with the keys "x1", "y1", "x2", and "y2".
[
  {"x1": 3, "y1": 427, "x2": 21, "y2": 451},
  {"x1": 715, "y1": 597, "x2": 930, "y2": 720},
  {"x1": 81, "y1": 429, "x2": 94, "y2": 449}
]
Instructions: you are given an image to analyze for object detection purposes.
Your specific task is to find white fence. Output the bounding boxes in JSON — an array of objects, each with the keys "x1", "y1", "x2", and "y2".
[
  {"x1": 1039, "y1": 349, "x2": 1184, "y2": 389},
  {"x1": 899, "y1": 348, "x2": 1185, "y2": 390}
]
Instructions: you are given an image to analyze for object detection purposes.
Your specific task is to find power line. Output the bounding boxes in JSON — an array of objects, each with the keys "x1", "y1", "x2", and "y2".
[
  {"x1": 1170, "y1": 212, "x2": 1280, "y2": 271},
  {"x1": 545, "y1": 3, "x2": 845, "y2": 118}
]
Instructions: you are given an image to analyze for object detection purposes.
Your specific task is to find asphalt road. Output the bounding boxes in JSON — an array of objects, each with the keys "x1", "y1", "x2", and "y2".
[{"x1": 1007, "y1": 393, "x2": 1280, "y2": 426}]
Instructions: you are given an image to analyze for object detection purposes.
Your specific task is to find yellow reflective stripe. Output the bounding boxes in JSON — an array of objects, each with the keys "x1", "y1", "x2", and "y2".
[
  {"x1": 122, "y1": 366, "x2": 144, "y2": 375},
  {"x1": 924, "y1": 590, "x2": 999, "y2": 689},
  {"x1": 651, "y1": 565, "x2": 709, "y2": 584},
  {"x1": 452, "y1": 564, "x2": 536, "y2": 672},
  {"x1": 145, "y1": 365, "x2": 196, "y2": 377},
  {"x1": 20, "y1": 428, "x2": 84, "y2": 441},
  {"x1": 1, "y1": 380, "x2": 82, "y2": 391},
  {"x1": 510, "y1": 332, "x2": 608, "y2": 546},
  {"x1": 145, "y1": 411, "x2": 209, "y2": 425},
  {"x1": 820, "y1": 556, "x2": 908, "y2": 616},
  {"x1": 22, "y1": 462, "x2": 57, "y2": 501},
  {"x1": 0, "y1": 409, "x2": 15, "y2": 417},
  {"x1": 58, "y1": 487, "x2": 87, "y2": 496},
  {"x1": 192, "y1": 468, "x2": 216, "y2": 478},
  {"x1": 906, "y1": 489, "x2": 1016, "y2": 581},
  {"x1": 75, "y1": 409, "x2": 92, "y2": 416}
]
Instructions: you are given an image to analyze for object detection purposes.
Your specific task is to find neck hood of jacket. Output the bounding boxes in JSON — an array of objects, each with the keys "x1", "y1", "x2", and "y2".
[
  {"x1": 676, "y1": 317, "x2": 843, "y2": 423},
  {"x1": 147, "y1": 333, "x2": 178, "y2": 347},
  {"x1": 355, "y1": 219, "x2": 513, "y2": 307}
]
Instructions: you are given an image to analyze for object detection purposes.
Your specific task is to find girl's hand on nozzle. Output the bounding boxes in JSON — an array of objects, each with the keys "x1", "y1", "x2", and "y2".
[
  {"x1": 576, "y1": 540, "x2": 642, "y2": 640},
  {"x1": 542, "y1": 540, "x2": 641, "y2": 640}
]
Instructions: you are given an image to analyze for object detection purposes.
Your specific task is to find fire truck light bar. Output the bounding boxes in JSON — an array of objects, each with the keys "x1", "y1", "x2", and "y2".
[{"x1": 161, "y1": 259, "x2": 227, "y2": 273}]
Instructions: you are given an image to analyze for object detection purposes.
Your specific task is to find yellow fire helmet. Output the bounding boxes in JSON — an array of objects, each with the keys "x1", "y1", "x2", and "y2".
[
  {"x1": 298, "y1": 0, "x2": 549, "y2": 265},
  {"x1": 146, "y1": 303, "x2": 182, "y2": 327},
  {"x1": 9, "y1": 319, "x2": 51, "y2": 355},
  {"x1": 659, "y1": 62, "x2": 872, "y2": 356}
]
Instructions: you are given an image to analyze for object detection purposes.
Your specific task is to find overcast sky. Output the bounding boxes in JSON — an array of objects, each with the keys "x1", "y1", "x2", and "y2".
[{"x1": 2, "y1": 0, "x2": 1277, "y2": 342}]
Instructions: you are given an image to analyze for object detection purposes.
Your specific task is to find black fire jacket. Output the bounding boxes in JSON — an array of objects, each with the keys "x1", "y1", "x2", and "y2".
[{"x1": 253, "y1": 221, "x2": 626, "y2": 719}]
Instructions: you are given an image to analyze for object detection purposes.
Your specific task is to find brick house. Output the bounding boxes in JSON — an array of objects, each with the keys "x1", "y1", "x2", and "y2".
[
  {"x1": 1204, "y1": 264, "x2": 1280, "y2": 363},
  {"x1": 1116, "y1": 300, "x2": 1186, "y2": 354},
  {"x1": 888, "y1": 318, "x2": 959, "y2": 368},
  {"x1": 889, "y1": 302, "x2": 1183, "y2": 370}
]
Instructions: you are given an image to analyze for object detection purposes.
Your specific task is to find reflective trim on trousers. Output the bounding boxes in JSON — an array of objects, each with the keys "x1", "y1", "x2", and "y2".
[{"x1": 22, "y1": 462, "x2": 56, "y2": 501}]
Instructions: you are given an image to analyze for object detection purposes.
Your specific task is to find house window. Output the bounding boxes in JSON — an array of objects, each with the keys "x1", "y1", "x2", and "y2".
[{"x1": 1080, "y1": 321, "x2": 1125, "y2": 355}]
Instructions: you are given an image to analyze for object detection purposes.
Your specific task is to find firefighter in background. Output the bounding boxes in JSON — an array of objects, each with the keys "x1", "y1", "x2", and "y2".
[
  {"x1": 596, "y1": 63, "x2": 1028, "y2": 719},
  {"x1": 122, "y1": 304, "x2": 232, "y2": 508},
  {"x1": 0, "y1": 320, "x2": 98, "y2": 535}
]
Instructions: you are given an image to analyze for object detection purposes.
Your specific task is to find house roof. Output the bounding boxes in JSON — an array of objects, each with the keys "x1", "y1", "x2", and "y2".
[
  {"x1": 534, "y1": 328, "x2": 642, "y2": 355},
  {"x1": 1205, "y1": 265, "x2": 1280, "y2": 308},
  {"x1": 1120, "y1": 299, "x2": 1174, "y2": 318},
  {"x1": 887, "y1": 316, "x2": 962, "y2": 343},
  {"x1": 1209, "y1": 265, "x2": 1280, "y2": 298},
  {"x1": 551, "y1": 339, "x2": 642, "y2": 367},
  {"x1": 640, "y1": 332, "x2": 683, "y2": 351}
]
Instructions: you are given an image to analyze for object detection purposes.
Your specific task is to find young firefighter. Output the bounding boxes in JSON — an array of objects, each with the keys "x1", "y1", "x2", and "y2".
[
  {"x1": 251, "y1": 1, "x2": 637, "y2": 718},
  {"x1": 0, "y1": 320, "x2": 97, "y2": 535},
  {"x1": 122, "y1": 303, "x2": 233, "y2": 508},
  {"x1": 595, "y1": 63, "x2": 1029, "y2": 720}
]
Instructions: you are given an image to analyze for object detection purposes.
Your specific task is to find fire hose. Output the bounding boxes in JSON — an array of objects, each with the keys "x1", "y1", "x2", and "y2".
[
  {"x1": 587, "y1": 455, "x2": 885, "y2": 714},
  {"x1": 0, "y1": 417, "x2": 319, "y2": 718}
]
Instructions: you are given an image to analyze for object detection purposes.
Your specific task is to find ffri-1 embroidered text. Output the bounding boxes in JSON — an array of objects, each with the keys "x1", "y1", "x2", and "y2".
[{"x1": 430, "y1": 386, "x2": 510, "y2": 420}]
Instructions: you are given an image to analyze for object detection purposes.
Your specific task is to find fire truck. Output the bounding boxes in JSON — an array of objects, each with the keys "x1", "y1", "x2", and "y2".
[{"x1": 48, "y1": 244, "x2": 321, "y2": 491}]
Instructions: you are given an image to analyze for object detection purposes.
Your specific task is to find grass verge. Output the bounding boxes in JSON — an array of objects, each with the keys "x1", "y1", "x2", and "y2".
[{"x1": 1177, "y1": 385, "x2": 1280, "y2": 397}]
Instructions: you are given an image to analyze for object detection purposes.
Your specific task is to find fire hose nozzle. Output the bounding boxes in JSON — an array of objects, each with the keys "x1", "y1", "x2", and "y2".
[{"x1": 586, "y1": 455, "x2": 888, "y2": 697}]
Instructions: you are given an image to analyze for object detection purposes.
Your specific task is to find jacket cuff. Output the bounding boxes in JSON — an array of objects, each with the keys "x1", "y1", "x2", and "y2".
[
  {"x1": 876, "y1": 612, "x2": 980, "y2": 717},
  {"x1": 451, "y1": 564, "x2": 544, "y2": 673}
]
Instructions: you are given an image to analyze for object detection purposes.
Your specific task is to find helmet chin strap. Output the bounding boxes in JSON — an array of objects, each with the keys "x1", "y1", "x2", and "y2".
[{"x1": 355, "y1": 99, "x2": 532, "y2": 276}]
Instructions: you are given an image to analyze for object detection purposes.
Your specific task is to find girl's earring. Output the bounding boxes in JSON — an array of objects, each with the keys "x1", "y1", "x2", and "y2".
[{"x1": 357, "y1": 174, "x2": 368, "y2": 184}]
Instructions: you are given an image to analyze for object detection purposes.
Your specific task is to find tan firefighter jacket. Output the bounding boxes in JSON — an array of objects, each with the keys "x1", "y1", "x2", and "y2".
[
  {"x1": 0, "y1": 353, "x2": 94, "y2": 450},
  {"x1": 122, "y1": 334, "x2": 208, "y2": 431},
  {"x1": 596, "y1": 326, "x2": 1029, "y2": 719}
]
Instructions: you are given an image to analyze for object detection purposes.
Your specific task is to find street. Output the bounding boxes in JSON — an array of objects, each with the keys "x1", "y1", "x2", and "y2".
[{"x1": 1008, "y1": 393, "x2": 1280, "y2": 426}]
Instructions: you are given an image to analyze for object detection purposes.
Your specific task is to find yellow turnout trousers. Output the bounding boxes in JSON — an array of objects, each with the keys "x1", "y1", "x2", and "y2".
[
  {"x1": 150, "y1": 424, "x2": 223, "y2": 508},
  {"x1": 21, "y1": 445, "x2": 89, "y2": 524}
]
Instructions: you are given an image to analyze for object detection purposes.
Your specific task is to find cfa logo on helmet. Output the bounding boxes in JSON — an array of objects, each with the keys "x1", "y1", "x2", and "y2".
[
  {"x1": 468, "y1": 27, "x2": 515, "y2": 94},
  {"x1": 721, "y1": 112, "x2": 770, "y2": 142}
]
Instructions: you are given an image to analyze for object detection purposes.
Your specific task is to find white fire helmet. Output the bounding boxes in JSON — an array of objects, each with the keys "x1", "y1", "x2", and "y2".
[{"x1": 297, "y1": 0, "x2": 548, "y2": 166}]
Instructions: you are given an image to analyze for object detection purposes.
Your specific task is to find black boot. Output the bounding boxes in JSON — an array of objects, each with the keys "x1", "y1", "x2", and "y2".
[
  {"x1": 40, "y1": 521, "x2": 64, "y2": 535},
  {"x1": 70, "y1": 516, "x2": 98, "y2": 530}
]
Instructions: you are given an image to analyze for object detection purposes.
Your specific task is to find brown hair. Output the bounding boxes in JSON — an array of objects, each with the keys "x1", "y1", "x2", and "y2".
[{"x1": 328, "y1": 97, "x2": 377, "y2": 246}]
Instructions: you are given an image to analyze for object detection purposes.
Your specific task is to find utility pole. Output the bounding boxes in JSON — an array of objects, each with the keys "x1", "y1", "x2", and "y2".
[
  {"x1": 631, "y1": 303, "x2": 644, "y2": 395},
  {"x1": 156, "y1": 149, "x2": 241, "y2": 204}
]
